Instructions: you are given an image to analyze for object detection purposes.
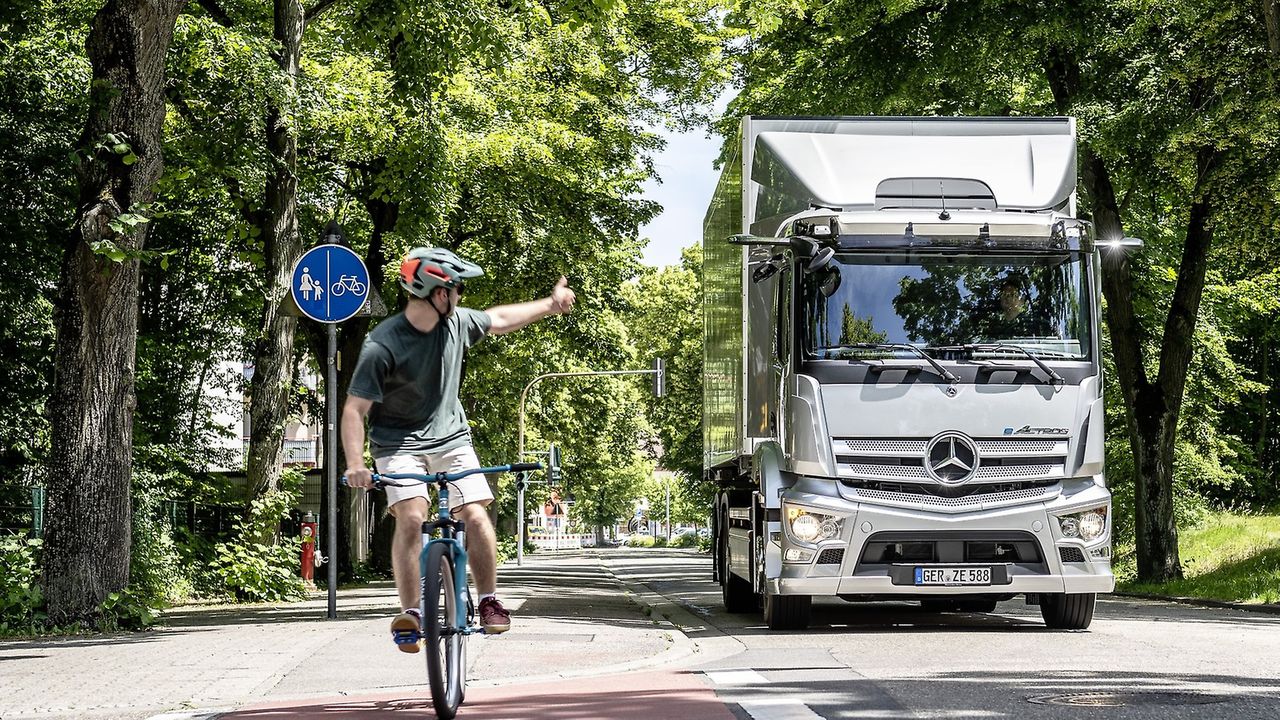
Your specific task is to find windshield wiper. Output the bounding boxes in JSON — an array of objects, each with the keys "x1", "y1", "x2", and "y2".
[
  {"x1": 928, "y1": 343, "x2": 1065, "y2": 386},
  {"x1": 827, "y1": 343, "x2": 959, "y2": 385}
]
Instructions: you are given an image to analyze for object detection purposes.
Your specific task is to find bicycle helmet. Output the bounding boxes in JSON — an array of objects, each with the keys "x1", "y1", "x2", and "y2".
[{"x1": 398, "y1": 247, "x2": 484, "y2": 298}]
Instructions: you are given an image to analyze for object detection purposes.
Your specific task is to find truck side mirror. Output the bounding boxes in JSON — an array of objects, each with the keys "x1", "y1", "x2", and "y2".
[
  {"x1": 751, "y1": 253, "x2": 785, "y2": 283},
  {"x1": 807, "y1": 246, "x2": 835, "y2": 272},
  {"x1": 817, "y1": 267, "x2": 841, "y2": 297}
]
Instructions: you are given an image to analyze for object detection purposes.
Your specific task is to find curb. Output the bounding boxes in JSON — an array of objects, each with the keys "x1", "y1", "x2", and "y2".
[
  {"x1": 1112, "y1": 591, "x2": 1280, "y2": 616},
  {"x1": 593, "y1": 549, "x2": 746, "y2": 663}
]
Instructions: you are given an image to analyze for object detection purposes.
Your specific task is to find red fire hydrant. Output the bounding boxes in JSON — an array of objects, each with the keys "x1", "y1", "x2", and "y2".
[{"x1": 300, "y1": 511, "x2": 318, "y2": 586}]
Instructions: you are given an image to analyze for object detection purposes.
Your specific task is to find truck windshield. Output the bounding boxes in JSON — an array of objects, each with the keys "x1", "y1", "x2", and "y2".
[{"x1": 802, "y1": 252, "x2": 1092, "y2": 361}]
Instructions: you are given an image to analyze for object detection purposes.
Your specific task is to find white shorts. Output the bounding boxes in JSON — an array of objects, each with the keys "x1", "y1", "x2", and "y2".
[{"x1": 374, "y1": 445, "x2": 493, "y2": 512}]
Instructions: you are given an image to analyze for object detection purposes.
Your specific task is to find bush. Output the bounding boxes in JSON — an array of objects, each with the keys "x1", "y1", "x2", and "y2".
[
  {"x1": 670, "y1": 532, "x2": 699, "y2": 548},
  {"x1": 207, "y1": 470, "x2": 308, "y2": 602},
  {"x1": 625, "y1": 534, "x2": 655, "y2": 547},
  {"x1": 0, "y1": 535, "x2": 44, "y2": 633},
  {"x1": 496, "y1": 535, "x2": 535, "y2": 565},
  {"x1": 131, "y1": 470, "x2": 192, "y2": 606}
]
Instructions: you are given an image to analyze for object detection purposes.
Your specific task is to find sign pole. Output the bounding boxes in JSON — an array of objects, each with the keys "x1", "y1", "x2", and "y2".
[
  {"x1": 326, "y1": 320, "x2": 338, "y2": 619},
  {"x1": 292, "y1": 221, "x2": 370, "y2": 620}
]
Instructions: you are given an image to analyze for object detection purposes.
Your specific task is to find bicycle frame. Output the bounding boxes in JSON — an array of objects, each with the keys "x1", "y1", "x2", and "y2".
[{"x1": 375, "y1": 464, "x2": 536, "y2": 636}]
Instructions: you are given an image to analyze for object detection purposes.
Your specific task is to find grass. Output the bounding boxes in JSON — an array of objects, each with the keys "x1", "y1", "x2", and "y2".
[{"x1": 1117, "y1": 509, "x2": 1280, "y2": 605}]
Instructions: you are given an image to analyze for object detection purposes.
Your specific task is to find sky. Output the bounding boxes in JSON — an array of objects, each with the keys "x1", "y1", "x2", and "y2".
[
  {"x1": 637, "y1": 126, "x2": 722, "y2": 268},
  {"x1": 638, "y1": 94, "x2": 734, "y2": 268}
]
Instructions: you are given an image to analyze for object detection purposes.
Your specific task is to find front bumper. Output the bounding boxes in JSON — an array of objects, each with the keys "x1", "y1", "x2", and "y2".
[{"x1": 769, "y1": 477, "x2": 1115, "y2": 597}]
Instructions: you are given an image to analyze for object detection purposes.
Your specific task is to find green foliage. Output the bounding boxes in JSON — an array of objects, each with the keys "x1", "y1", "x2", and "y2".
[
  {"x1": 99, "y1": 587, "x2": 161, "y2": 631},
  {"x1": 207, "y1": 469, "x2": 308, "y2": 603},
  {"x1": 1120, "y1": 509, "x2": 1280, "y2": 604},
  {"x1": 626, "y1": 534, "x2": 658, "y2": 547},
  {"x1": 0, "y1": 0, "x2": 88, "y2": 481},
  {"x1": 0, "y1": 536, "x2": 44, "y2": 633},
  {"x1": 129, "y1": 486, "x2": 193, "y2": 606},
  {"x1": 496, "y1": 535, "x2": 536, "y2": 565},
  {"x1": 669, "y1": 531, "x2": 699, "y2": 548}
]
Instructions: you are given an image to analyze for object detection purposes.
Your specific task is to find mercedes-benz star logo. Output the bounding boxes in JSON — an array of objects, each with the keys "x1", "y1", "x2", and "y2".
[{"x1": 925, "y1": 432, "x2": 979, "y2": 485}]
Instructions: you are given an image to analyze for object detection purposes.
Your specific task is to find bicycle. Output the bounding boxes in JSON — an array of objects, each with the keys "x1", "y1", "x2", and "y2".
[
  {"x1": 343, "y1": 462, "x2": 541, "y2": 719},
  {"x1": 330, "y1": 274, "x2": 367, "y2": 296}
]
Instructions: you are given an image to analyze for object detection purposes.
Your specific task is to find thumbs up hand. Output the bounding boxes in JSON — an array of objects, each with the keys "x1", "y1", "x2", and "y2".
[{"x1": 550, "y1": 276, "x2": 576, "y2": 315}]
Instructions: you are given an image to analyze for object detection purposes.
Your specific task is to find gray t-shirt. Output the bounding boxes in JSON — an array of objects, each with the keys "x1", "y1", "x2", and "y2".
[{"x1": 348, "y1": 307, "x2": 492, "y2": 458}]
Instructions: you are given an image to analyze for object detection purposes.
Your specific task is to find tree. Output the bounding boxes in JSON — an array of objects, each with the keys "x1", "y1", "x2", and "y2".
[
  {"x1": 42, "y1": 0, "x2": 186, "y2": 625},
  {"x1": 623, "y1": 247, "x2": 705, "y2": 480}
]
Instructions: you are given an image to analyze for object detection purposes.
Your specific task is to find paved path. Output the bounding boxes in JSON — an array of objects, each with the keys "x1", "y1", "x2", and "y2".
[{"x1": 0, "y1": 552, "x2": 687, "y2": 720}]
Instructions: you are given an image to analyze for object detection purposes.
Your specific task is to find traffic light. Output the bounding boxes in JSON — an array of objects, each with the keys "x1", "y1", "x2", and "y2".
[
  {"x1": 548, "y1": 443, "x2": 562, "y2": 483},
  {"x1": 652, "y1": 357, "x2": 666, "y2": 398}
]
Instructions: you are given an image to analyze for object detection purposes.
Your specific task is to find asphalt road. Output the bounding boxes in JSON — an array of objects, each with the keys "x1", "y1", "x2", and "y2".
[{"x1": 602, "y1": 548, "x2": 1280, "y2": 720}]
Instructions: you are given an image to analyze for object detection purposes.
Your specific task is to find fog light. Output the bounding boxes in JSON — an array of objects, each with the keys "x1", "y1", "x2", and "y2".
[
  {"x1": 784, "y1": 547, "x2": 815, "y2": 563},
  {"x1": 1079, "y1": 512, "x2": 1106, "y2": 541}
]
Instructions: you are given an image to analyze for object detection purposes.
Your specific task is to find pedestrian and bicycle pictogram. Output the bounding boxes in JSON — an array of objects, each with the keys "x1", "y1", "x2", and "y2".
[{"x1": 291, "y1": 244, "x2": 370, "y2": 323}]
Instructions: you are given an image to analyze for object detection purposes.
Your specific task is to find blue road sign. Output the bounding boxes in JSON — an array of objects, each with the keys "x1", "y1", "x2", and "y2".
[{"x1": 291, "y1": 244, "x2": 370, "y2": 323}]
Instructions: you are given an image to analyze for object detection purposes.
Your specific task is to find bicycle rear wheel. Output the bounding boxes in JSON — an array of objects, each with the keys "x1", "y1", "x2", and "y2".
[{"x1": 422, "y1": 542, "x2": 466, "y2": 719}]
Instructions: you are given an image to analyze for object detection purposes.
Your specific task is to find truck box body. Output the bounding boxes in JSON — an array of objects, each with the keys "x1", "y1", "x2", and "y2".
[{"x1": 704, "y1": 116, "x2": 1114, "y2": 630}]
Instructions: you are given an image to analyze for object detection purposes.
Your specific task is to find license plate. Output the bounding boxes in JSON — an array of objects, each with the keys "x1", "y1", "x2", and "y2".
[{"x1": 914, "y1": 566, "x2": 991, "y2": 586}]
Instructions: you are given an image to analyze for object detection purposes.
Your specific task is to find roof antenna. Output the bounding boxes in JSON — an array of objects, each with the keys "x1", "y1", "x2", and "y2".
[{"x1": 938, "y1": 181, "x2": 951, "y2": 221}]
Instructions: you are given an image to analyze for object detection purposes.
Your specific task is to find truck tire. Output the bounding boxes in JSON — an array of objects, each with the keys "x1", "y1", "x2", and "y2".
[
  {"x1": 763, "y1": 592, "x2": 811, "y2": 630},
  {"x1": 1039, "y1": 593, "x2": 1096, "y2": 629},
  {"x1": 721, "y1": 548, "x2": 756, "y2": 613}
]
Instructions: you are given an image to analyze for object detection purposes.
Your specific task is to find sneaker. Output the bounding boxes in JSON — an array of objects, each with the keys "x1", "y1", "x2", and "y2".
[
  {"x1": 390, "y1": 608, "x2": 422, "y2": 653},
  {"x1": 478, "y1": 597, "x2": 511, "y2": 634}
]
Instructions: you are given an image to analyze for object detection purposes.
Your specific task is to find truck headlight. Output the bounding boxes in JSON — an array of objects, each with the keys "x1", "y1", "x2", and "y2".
[
  {"x1": 784, "y1": 504, "x2": 842, "y2": 544},
  {"x1": 1056, "y1": 507, "x2": 1107, "y2": 542}
]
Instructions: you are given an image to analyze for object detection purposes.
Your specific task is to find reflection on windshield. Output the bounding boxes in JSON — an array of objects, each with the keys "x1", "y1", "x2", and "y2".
[{"x1": 803, "y1": 253, "x2": 1091, "y2": 360}]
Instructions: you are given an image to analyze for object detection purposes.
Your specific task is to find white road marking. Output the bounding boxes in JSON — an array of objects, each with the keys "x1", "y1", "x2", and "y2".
[
  {"x1": 739, "y1": 699, "x2": 825, "y2": 719},
  {"x1": 706, "y1": 669, "x2": 771, "y2": 685}
]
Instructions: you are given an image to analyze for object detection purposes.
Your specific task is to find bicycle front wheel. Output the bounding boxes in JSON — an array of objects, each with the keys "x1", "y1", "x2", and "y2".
[{"x1": 422, "y1": 542, "x2": 466, "y2": 719}]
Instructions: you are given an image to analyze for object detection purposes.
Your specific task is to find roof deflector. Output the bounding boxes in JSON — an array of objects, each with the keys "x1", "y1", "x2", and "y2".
[{"x1": 747, "y1": 117, "x2": 1076, "y2": 221}]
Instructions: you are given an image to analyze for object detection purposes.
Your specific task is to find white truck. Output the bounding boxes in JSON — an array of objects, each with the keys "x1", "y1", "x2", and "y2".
[{"x1": 705, "y1": 116, "x2": 1120, "y2": 630}]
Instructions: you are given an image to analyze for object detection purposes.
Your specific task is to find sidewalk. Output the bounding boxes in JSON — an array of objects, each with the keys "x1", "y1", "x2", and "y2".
[{"x1": 0, "y1": 551, "x2": 695, "y2": 720}]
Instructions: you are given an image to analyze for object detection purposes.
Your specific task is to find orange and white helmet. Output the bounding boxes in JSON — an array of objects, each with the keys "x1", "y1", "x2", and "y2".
[{"x1": 398, "y1": 247, "x2": 484, "y2": 298}]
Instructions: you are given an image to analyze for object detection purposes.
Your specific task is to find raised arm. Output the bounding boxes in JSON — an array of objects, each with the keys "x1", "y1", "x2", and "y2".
[{"x1": 485, "y1": 276, "x2": 576, "y2": 335}]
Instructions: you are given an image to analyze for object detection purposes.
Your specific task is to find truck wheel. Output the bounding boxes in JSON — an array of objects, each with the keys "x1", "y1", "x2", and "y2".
[
  {"x1": 763, "y1": 592, "x2": 811, "y2": 630},
  {"x1": 721, "y1": 549, "x2": 756, "y2": 613},
  {"x1": 1039, "y1": 593, "x2": 1096, "y2": 629}
]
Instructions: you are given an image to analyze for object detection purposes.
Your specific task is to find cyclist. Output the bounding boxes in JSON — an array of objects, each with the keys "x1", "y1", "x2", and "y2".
[{"x1": 342, "y1": 246, "x2": 576, "y2": 650}]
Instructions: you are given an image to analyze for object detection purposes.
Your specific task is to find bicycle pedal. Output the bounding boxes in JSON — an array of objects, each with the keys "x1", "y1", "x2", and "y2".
[{"x1": 391, "y1": 628, "x2": 422, "y2": 653}]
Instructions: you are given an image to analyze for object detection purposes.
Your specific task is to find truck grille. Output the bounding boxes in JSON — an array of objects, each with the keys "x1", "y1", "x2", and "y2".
[
  {"x1": 1059, "y1": 546, "x2": 1087, "y2": 563},
  {"x1": 839, "y1": 479, "x2": 1060, "y2": 513},
  {"x1": 833, "y1": 435, "x2": 1069, "y2": 485},
  {"x1": 816, "y1": 548, "x2": 845, "y2": 565}
]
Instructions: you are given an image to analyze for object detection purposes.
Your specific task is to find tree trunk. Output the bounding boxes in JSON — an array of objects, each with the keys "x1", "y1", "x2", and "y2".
[
  {"x1": 245, "y1": 0, "x2": 304, "y2": 504},
  {"x1": 43, "y1": 0, "x2": 184, "y2": 626}
]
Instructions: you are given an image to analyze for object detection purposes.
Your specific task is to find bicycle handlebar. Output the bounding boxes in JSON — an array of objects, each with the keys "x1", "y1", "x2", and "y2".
[{"x1": 340, "y1": 462, "x2": 544, "y2": 489}]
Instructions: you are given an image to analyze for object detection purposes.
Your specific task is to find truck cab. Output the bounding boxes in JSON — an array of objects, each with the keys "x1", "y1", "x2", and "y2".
[{"x1": 705, "y1": 117, "x2": 1118, "y2": 630}]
